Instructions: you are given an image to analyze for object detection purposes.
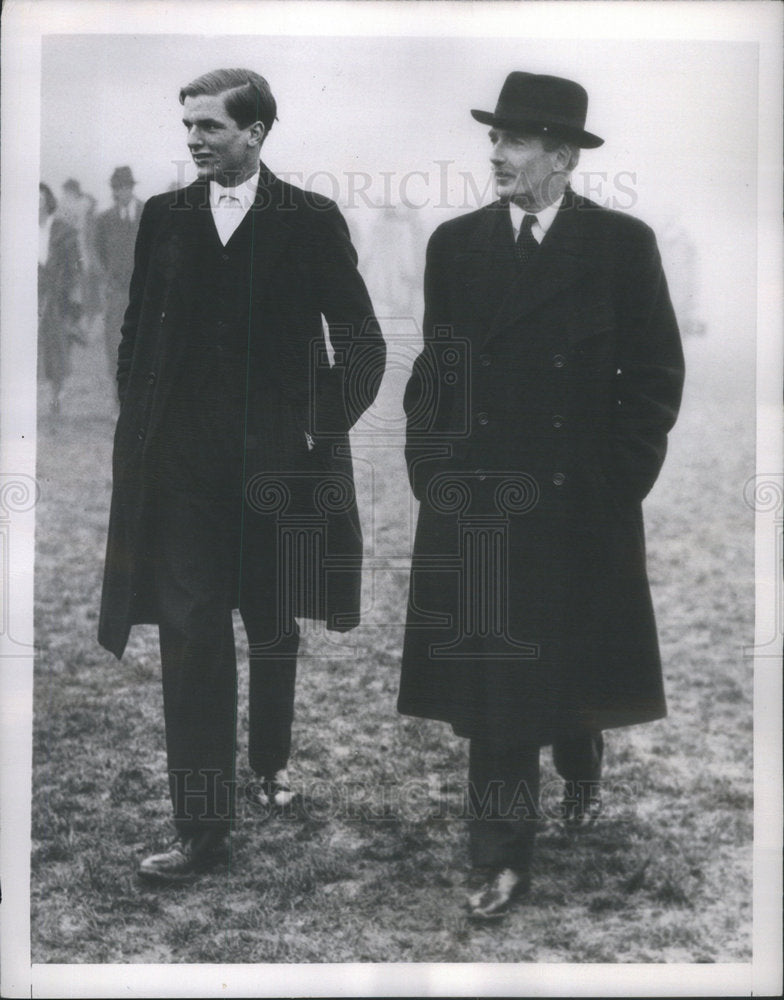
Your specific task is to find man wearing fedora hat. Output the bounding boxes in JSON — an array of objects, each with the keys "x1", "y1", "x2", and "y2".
[
  {"x1": 95, "y1": 167, "x2": 143, "y2": 379},
  {"x1": 400, "y1": 72, "x2": 684, "y2": 918}
]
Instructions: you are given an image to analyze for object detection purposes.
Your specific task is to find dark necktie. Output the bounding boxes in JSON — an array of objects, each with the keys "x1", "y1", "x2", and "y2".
[{"x1": 515, "y1": 213, "x2": 539, "y2": 265}]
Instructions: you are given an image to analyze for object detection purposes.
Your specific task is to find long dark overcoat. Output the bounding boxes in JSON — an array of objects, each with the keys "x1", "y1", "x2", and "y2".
[
  {"x1": 399, "y1": 188, "x2": 684, "y2": 745},
  {"x1": 99, "y1": 168, "x2": 384, "y2": 659}
]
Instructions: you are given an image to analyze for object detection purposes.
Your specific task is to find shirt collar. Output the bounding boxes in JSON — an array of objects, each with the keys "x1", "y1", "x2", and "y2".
[
  {"x1": 509, "y1": 193, "x2": 564, "y2": 236},
  {"x1": 209, "y1": 166, "x2": 260, "y2": 211},
  {"x1": 119, "y1": 200, "x2": 137, "y2": 222}
]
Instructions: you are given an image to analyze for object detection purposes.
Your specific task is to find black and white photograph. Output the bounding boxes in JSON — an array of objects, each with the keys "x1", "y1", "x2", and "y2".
[{"x1": 0, "y1": 0, "x2": 781, "y2": 996}]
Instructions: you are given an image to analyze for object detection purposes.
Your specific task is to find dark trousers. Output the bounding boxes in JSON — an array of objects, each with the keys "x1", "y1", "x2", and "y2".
[
  {"x1": 468, "y1": 731, "x2": 604, "y2": 870},
  {"x1": 155, "y1": 482, "x2": 299, "y2": 838}
]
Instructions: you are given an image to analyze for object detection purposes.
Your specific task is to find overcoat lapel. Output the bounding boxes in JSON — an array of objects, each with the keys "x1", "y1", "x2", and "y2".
[
  {"x1": 459, "y1": 202, "x2": 519, "y2": 330},
  {"x1": 481, "y1": 188, "x2": 597, "y2": 345},
  {"x1": 145, "y1": 168, "x2": 299, "y2": 440},
  {"x1": 243, "y1": 165, "x2": 298, "y2": 278},
  {"x1": 164, "y1": 166, "x2": 297, "y2": 310}
]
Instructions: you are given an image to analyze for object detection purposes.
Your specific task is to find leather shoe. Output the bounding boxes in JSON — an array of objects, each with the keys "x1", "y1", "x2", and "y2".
[
  {"x1": 252, "y1": 768, "x2": 294, "y2": 808},
  {"x1": 137, "y1": 829, "x2": 228, "y2": 882},
  {"x1": 466, "y1": 867, "x2": 528, "y2": 919}
]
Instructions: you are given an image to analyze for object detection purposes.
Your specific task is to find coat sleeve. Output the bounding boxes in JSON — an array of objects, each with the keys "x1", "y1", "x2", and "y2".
[
  {"x1": 610, "y1": 222, "x2": 685, "y2": 501},
  {"x1": 116, "y1": 198, "x2": 156, "y2": 404},
  {"x1": 312, "y1": 202, "x2": 385, "y2": 433}
]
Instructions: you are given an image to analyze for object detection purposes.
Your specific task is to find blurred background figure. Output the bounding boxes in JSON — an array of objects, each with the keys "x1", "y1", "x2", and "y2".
[
  {"x1": 38, "y1": 182, "x2": 82, "y2": 416},
  {"x1": 94, "y1": 166, "x2": 143, "y2": 381},
  {"x1": 58, "y1": 179, "x2": 94, "y2": 330},
  {"x1": 362, "y1": 203, "x2": 424, "y2": 319},
  {"x1": 81, "y1": 191, "x2": 105, "y2": 330}
]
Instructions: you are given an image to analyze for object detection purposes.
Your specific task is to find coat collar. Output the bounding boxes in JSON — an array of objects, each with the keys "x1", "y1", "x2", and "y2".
[
  {"x1": 472, "y1": 186, "x2": 600, "y2": 342},
  {"x1": 164, "y1": 164, "x2": 296, "y2": 295}
]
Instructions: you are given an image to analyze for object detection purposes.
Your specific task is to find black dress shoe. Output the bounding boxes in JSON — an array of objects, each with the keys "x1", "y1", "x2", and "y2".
[
  {"x1": 466, "y1": 867, "x2": 529, "y2": 919},
  {"x1": 137, "y1": 830, "x2": 228, "y2": 882}
]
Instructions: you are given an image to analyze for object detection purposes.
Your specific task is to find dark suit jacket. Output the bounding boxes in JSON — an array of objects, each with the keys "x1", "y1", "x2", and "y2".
[
  {"x1": 99, "y1": 166, "x2": 385, "y2": 658},
  {"x1": 398, "y1": 188, "x2": 684, "y2": 743},
  {"x1": 94, "y1": 199, "x2": 143, "y2": 288}
]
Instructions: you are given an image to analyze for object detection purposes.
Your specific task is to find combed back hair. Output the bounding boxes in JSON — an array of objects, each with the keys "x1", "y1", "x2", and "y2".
[
  {"x1": 39, "y1": 182, "x2": 57, "y2": 216},
  {"x1": 179, "y1": 69, "x2": 277, "y2": 133}
]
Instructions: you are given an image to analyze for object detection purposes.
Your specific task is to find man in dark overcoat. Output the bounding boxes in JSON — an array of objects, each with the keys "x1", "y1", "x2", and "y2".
[
  {"x1": 98, "y1": 69, "x2": 384, "y2": 880},
  {"x1": 94, "y1": 166, "x2": 143, "y2": 380},
  {"x1": 399, "y1": 72, "x2": 684, "y2": 917}
]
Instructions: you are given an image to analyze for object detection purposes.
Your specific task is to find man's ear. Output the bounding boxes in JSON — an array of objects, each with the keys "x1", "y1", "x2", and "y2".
[
  {"x1": 248, "y1": 121, "x2": 266, "y2": 148},
  {"x1": 553, "y1": 143, "x2": 572, "y2": 169}
]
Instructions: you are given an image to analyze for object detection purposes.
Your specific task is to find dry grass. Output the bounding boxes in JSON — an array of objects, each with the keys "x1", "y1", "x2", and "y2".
[{"x1": 31, "y1": 326, "x2": 753, "y2": 964}]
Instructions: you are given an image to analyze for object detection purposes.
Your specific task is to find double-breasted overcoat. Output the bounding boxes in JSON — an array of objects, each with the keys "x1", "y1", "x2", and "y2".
[
  {"x1": 399, "y1": 188, "x2": 684, "y2": 744},
  {"x1": 99, "y1": 168, "x2": 385, "y2": 659}
]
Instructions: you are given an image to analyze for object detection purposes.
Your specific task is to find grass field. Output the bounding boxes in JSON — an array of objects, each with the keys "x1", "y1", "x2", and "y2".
[{"x1": 31, "y1": 321, "x2": 754, "y2": 964}]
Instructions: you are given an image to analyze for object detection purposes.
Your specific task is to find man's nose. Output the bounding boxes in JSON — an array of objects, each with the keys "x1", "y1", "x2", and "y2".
[
  {"x1": 490, "y1": 144, "x2": 504, "y2": 166},
  {"x1": 187, "y1": 126, "x2": 204, "y2": 148}
]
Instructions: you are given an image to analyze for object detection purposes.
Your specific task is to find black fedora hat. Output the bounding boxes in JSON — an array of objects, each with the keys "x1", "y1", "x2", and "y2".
[
  {"x1": 110, "y1": 166, "x2": 137, "y2": 188},
  {"x1": 471, "y1": 72, "x2": 603, "y2": 149}
]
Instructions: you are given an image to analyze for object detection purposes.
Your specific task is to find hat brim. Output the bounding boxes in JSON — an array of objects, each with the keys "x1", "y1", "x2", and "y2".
[{"x1": 470, "y1": 109, "x2": 604, "y2": 148}]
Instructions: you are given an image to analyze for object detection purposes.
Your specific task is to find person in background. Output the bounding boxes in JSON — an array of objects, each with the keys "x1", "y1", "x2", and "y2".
[
  {"x1": 81, "y1": 191, "x2": 104, "y2": 331},
  {"x1": 94, "y1": 167, "x2": 143, "y2": 378},
  {"x1": 38, "y1": 182, "x2": 82, "y2": 415}
]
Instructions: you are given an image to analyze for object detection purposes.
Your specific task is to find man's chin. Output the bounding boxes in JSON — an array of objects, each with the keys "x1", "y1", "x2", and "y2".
[
  {"x1": 193, "y1": 163, "x2": 215, "y2": 180},
  {"x1": 494, "y1": 181, "x2": 517, "y2": 202}
]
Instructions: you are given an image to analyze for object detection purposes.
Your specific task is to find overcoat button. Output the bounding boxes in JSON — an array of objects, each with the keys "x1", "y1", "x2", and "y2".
[
  {"x1": 137, "y1": 428, "x2": 146, "y2": 440},
  {"x1": 160, "y1": 311, "x2": 166, "y2": 322},
  {"x1": 552, "y1": 414, "x2": 565, "y2": 428},
  {"x1": 476, "y1": 469, "x2": 486, "y2": 482},
  {"x1": 552, "y1": 472, "x2": 565, "y2": 486},
  {"x1": 146, "y1": 372, "x2": 156, "y2": 385},
  {"x1": 477, "y1": 412, "x2": 489, "y2": 425},
  {"x1": 553, "y1": 354, "x2": 566, "y2": 368},
  {"x1": 480, "y1": 354, "x2": 492, "y2": 367},
  {"x1": 222, "y1": 253, "x2": 230, "y2": 262}
]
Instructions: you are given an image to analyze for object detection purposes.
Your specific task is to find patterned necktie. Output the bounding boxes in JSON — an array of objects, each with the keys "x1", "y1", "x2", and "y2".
[{"x1": 515, "y1": 213, "x2": 539, "y2": 265}]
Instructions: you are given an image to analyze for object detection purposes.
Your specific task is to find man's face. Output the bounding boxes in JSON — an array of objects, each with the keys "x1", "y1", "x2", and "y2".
[
  {"x1": 181, "y1": 93, "x2": 262, "y2": 185},
  {"x1": 112, "y1": 184, "x2": 134, "y2": 208},
  {"x1": 489, "y1": 129, "x2": 563, "y2": 210}
]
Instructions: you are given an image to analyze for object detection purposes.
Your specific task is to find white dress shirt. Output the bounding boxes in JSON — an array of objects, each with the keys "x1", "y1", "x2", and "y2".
[
  {"x1": 509, "y1": 194, "x2": 564, "y2": 245},
  {"x1": 209, "y1": 168, "x2": 260, "y2": 246},
  {"x1": 119, "y1": 200, "x2": 138, "y2": 224}
]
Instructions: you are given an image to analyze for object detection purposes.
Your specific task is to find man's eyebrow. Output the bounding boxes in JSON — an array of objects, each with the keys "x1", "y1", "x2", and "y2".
[{"x1": 181, "y1": 116, "x2": 224, "y2": 128}]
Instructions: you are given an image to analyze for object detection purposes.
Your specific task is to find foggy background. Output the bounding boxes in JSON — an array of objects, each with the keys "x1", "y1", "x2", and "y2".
[{"x1": 40, "y1": 33, "x2": 758, "y2": 396}]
